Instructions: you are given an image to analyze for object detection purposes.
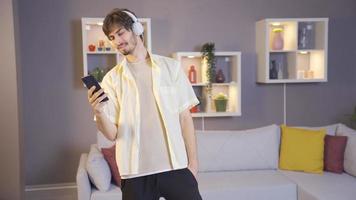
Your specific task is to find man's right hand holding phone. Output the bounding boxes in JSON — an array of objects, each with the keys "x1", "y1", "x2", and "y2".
[{"x1": 87, "y1": 86, "x2": 109, "y2": 116}]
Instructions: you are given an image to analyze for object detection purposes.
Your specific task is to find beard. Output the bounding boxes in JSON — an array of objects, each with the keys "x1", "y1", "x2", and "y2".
[{"x1": 119, "y1": 35, "x2": 138, "y2": 56}]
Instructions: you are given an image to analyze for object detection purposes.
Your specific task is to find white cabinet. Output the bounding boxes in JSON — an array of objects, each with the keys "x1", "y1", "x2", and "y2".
[
  {"x1": 173, "y1": 52, "x2": 241, "y2": 117},
  {"x1": 256, "y1": 18, "x2": 328, "y2": 83},
  {"x1": 81, "y1": 17, "x2": 151, "y2": 79}
]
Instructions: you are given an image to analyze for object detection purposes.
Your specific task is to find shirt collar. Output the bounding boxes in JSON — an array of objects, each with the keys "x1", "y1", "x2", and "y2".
[{"x1": 117, "y1": 51, "x2": 158, "y2": 71}]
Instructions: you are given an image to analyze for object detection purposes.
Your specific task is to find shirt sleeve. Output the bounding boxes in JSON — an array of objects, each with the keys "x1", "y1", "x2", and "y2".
[
  {"x1": 93, "y1": 74, "x2": 120, "y2": 125},
  {"x1": 174, "y1": 62, "x2": 200, "y2": 113}
]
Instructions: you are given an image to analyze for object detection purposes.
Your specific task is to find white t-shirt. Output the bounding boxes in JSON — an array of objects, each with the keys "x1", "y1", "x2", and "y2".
[{"x1": 121, "y1": 58, "x2": 172, "y2": 179}]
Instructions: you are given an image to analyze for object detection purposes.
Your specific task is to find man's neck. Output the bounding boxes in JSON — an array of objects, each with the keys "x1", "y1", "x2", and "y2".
[{"x1": 126, "y1": 41, "x2": 148, "y2": 63}]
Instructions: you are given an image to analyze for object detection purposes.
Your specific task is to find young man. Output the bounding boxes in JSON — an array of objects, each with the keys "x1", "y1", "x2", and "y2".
[{"x1": 87, "y1": 8, "x2": 203, "y2": 200}]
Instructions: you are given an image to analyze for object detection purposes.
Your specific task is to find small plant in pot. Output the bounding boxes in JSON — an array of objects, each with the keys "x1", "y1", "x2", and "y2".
[{"x1": 213, "y1": 92, "x2": 228, "y2": 112}]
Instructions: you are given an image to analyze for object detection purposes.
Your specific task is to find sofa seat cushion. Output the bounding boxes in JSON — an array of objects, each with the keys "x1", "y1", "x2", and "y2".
[
  {"x1": 197, "y1": 170, "x2": 297, "y2": 200},
  {"x1": 279, "y1": 170, "x2": 356, "y2": 200},
  {"x1": 91, "y1": 184, "x2": 122, "y2": 200}
]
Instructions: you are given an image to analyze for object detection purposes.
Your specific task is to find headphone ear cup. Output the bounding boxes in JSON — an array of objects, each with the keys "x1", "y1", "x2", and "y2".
[{"x1": 132, "y1": 22, "x2": 144, "y2": 36}]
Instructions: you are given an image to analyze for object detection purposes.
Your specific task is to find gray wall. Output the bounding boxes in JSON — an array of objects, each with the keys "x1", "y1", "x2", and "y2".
[
  {"x1": 0, "y1": 0, "x2": 24, "y2": 199},
  {"x1": 16, "y1": 0, "x2": 356, "y2": 185}
]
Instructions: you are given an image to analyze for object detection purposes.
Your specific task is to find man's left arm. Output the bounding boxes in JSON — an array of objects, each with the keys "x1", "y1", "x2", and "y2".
[{"x1": 180, "y1": 108, "x2": 199, "y2": 178}]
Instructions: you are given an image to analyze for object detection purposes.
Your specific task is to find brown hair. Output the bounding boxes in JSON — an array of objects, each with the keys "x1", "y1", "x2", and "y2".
[{"x1": 102, "y1": 8, "x2": 143, "y2": 41}]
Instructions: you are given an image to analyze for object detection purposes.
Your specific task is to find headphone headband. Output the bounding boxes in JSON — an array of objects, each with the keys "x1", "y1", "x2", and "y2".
[
  {"x1": 122, "y1": 10, "x2": 138, "y2": 22},
  {"x1": 121, "y1": 10, "x2": 144, "y2": 36}
]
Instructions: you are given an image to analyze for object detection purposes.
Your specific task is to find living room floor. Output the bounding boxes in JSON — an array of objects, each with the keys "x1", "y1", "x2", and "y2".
[{"x1": 25, "y1": 188, "x2": 77, "y2": 200}]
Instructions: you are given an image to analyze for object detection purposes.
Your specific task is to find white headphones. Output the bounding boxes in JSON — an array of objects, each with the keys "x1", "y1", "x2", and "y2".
[{"x1": 122, "y1": 10, "x2": 144, "y2": 36}]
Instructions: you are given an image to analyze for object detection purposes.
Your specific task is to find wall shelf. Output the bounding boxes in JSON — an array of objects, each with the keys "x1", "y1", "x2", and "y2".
[
  {"x1": 256, "y1": 18, "x2": 328, "y2": 83},
  {"x1": 173, "y1": 51, "x2": 241, "y2": 117}
]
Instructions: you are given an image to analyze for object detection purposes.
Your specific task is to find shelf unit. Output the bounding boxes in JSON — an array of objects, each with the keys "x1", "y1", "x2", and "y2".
[
  {"x1": 173, "y1": 51, "x2": 241, "y2": 117},
  {"x1": 256, "y1": 18, "x2": 328, "y2": 83},
  {"x1": 81, "y1": 17, "x2": 151, "y2": 79}
]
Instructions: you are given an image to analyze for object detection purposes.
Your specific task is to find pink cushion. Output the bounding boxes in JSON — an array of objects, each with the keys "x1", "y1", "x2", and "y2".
[
  {"x1": 324, "y1": 135, "x2": 347, "y2": 173},
  {"x1": 101, "y1": 145, "x2": 121, "y2": 187}
]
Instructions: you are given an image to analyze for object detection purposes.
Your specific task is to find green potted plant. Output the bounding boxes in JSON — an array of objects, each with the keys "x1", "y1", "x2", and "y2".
[
  {"x1": 201, "y1": 43, "x2": 216, "y2": 112},
  {"x1": 213, "y1": 92, "x2": 228, "y2": 112},
  {"x1": 201, "y1": 42, "x2": 216, "y2": 91}
]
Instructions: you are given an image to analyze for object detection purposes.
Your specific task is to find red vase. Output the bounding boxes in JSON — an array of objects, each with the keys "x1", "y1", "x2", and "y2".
[{"x1": 188, "y1": 65, "x2": 197, "y2": 83}]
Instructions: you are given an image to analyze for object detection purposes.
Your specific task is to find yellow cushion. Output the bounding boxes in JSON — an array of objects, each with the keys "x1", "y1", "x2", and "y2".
[{"x1": 279, "y1": 125, "x2": 326, "y2": 174}]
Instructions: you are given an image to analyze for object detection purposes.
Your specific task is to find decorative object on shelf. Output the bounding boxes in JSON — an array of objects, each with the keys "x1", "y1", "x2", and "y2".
[
  {"x1": 298, "y1": 22, "x2": 314, "y2": 49},
  {"x1": 215, "y1": 69, "x2": 226, "y2": 83},
  {"x1": 213, "y1": 92, "x2": 228, "y2": 112},
  {"x1": 305, "y1": 70, "x2": 314, "y2": 79},
  {"x1": 88, "y1": 44, "x2": 96, "y2": 52},
  {"x1": 271, "y1": 27, "x2": 284, "y2": 50},
  {"x1": 98, "y1": 39, "x2": 105, "y2": 48},
  {"x1": 90, "y1": 67, "x2": 106, "y2": 82},
  {"x1": 297, "y1": 70, "x2": 305, "y2": 79},
  {"x1": 201, "y1": 42, "x2": 216, "y2": 88},
  {"x1": 190, "y1": 106, "x2": 198, "y2": 113},
  {"x1": 269, "y1": 60, "x2": 278, "y2": 79},
  {"x1": 277, "y1": 62, "x2": 283, "y2": 79},
  {"x1": 188, "y1": 65, "x2": 197, "y2": 83},
  {"x1": 98, "y1": 39, "x2": 105, "y2": 51}
]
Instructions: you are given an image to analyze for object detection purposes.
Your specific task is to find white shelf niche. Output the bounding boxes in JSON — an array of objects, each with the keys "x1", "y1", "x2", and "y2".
[{"x1": 173, "y1": 51, "x2": 241, "y2": 117}]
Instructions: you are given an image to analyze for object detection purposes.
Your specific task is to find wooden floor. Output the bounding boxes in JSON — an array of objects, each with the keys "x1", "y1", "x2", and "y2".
[{"x1": 25, "y1": 188, "x2": 77, "y2": 200}]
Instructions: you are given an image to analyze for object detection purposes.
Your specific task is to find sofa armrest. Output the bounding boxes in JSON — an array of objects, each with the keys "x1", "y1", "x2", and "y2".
[{"x1": 76, "y1": 153, "x2": 91, "y2": 200}]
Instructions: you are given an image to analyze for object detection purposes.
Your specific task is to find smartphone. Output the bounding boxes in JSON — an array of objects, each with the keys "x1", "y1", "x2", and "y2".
[{"x1": 81, "y1": 75, "x2": 109, "y2": 103}]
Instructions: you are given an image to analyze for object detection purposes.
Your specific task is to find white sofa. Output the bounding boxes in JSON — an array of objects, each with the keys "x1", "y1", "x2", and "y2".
[{"x1": 76, "y1": 123, "x2": 356, "y2": 200}]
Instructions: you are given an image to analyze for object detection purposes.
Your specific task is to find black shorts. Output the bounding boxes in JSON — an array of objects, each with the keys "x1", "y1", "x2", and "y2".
[{"x1": 120, "y1": 168, "x2": 203, "y2": 200}]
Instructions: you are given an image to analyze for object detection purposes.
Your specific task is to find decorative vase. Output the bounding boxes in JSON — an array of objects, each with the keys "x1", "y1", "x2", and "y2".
[
  {"x1": 205, "y1": 95, "x2": 213, "y2": 112},
  {"x1": 188, "y1": 65, "x2": 197, "y2": 83},
  {"x1": 214, "y1": 99, "x2": 228, "y2": 112},
  {"x1": 298, "y1": 22, "x2": 314, "y2": 49},
  {"x1": 271, "y1": 28, "x2": 284, "y2": 50},
  {"x1": 215, "y1": 69, "x2": 225, "y2": 83},
  {"x1": 269, "y1": 60, "x2": 278, "y2": 79},
  {"x1": 277, "y1": 62, "x2": 283, "y2": 79}
]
